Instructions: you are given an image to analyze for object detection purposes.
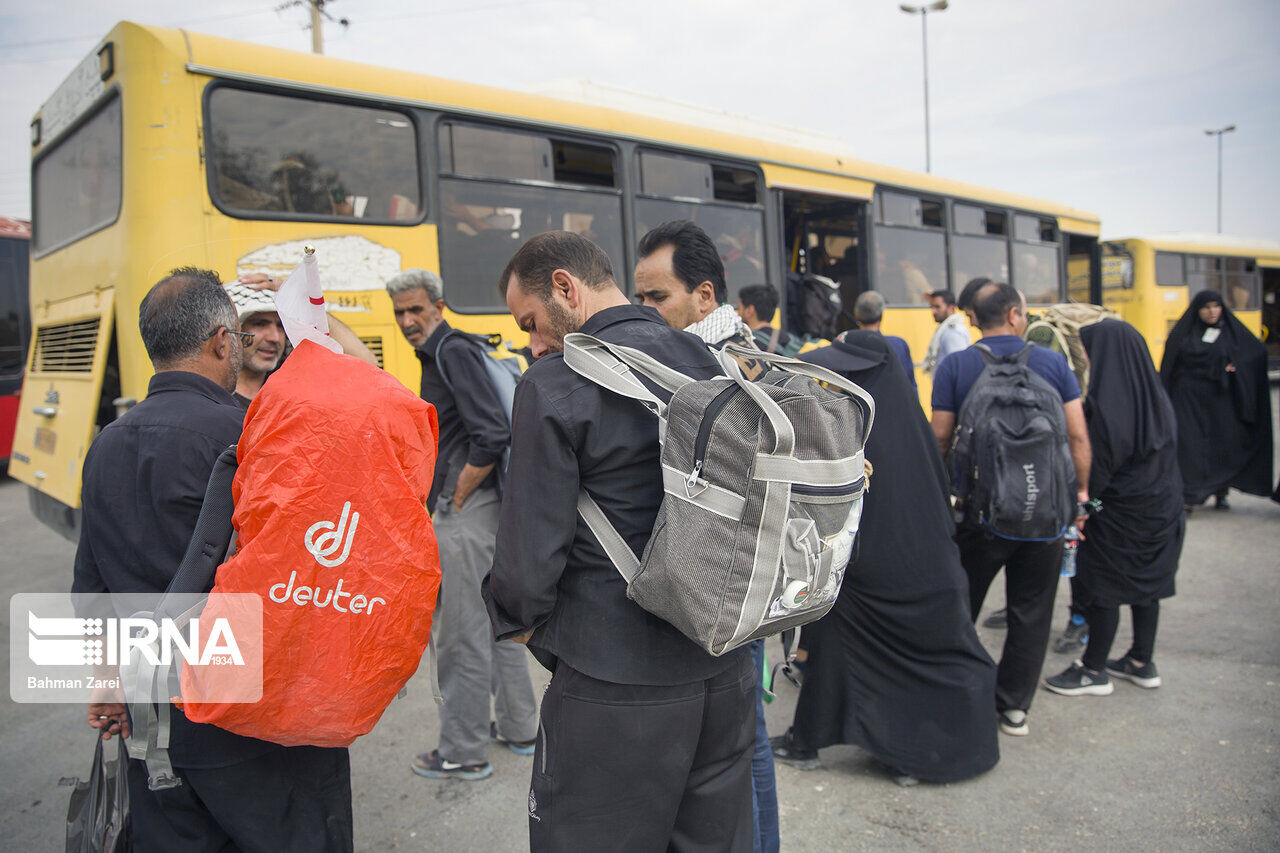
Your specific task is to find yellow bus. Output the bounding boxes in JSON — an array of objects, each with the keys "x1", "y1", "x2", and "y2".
[
  {"x1": 14, "y1": 21, "x2": 1101, "y2": 538},
  {"x1": 1100, "y1": 235, "x2": 1279, "y2": 367}
]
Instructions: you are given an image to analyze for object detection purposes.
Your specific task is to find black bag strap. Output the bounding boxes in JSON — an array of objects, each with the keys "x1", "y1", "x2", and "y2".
[
  {"x1": 154, "y1": 445, "x2": 238, "y2": 622},
  {"x1": 432, "y1": 329, "x2": 498, "y2": 394},
  {"x1": 974, "y1": 341, "x2": 1033, "y2": 368}
]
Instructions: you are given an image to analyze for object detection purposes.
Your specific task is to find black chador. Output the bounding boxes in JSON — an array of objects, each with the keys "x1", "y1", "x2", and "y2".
[
  {"x1": 1160, "y1": 290, "x2": 1273, "y2": 504},
  {"x1": 1076, "y1": 319, "x2": 1184, "y2": 611},
  {"x1": 784, "y1": 331, "x2": 999, "y2": 783}
]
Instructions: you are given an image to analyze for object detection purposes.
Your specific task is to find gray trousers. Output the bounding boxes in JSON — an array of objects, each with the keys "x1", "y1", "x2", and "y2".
[{"x1": 433, "y1": 486, "x2": 538, "y2": 765}]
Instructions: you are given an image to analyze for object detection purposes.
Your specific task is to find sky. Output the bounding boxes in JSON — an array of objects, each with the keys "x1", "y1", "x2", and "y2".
[{"x1": 1, "y1": 0, "x2": 1278, "y2": 241}]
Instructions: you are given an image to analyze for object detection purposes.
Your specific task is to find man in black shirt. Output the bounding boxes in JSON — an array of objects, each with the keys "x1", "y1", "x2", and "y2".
[
  {"x1": 486, "y1": 232, "x2": 755, "y2": 851},
  {"x1": 387, "y1": 268, "x2": 537, "y2": 781},
  {"x1": 73, "y1": 267, "x2": 352, "y2": 851}
]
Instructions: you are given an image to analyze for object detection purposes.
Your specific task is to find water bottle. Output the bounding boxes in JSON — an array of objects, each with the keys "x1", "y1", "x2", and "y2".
[{"x1": 1061, "y1": 525, "x2": 1080, "y2": 577}]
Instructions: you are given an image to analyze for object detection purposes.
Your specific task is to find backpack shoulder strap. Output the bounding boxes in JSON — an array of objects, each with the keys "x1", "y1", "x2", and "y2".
[
  {"x1": 767, "y1": 327, "x2": 781, "y2": 354},
  {"x1": 562, "y1": 333, "x2": 694, "y2": 416},
  {"x1": 973, "y1": 342, "x2": 1000, "y2": 366},
  {"x1": 156, "y1": 445, "x2": 238, "y2": 616},
  {"x1": 432, "y1": 329, "x2": 457, "y2": 390},
  {"x1": 1013, "y1": 342, "x2": 1035, "y2": 365},
  {"x1": 576, "y1": 490, "x2": 641, "y2": 583}
]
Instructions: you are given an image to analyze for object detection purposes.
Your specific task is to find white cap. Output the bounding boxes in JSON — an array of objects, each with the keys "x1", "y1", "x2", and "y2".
[{"x1": 223, "y1": 281, "x2": 279, "y2": 323}]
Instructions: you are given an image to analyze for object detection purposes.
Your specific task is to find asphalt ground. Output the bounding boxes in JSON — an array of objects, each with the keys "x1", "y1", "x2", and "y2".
[{"x1": 1, "y1": 393, "x2": 1277, "y2": 850}]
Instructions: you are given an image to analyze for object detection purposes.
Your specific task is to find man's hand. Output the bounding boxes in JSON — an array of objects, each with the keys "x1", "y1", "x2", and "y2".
[
  {"x1": 239, "y1": 272, "x2": 282, "y2": 292},
  {"x1": 451, "y1": 462, "x2": 496, "y2": 511},
  {"x1": 87, "y1": 703, "x2": 130, "y2": 741},
  {"x1": 1074, "y1": 489, "x2": 1090, "y2": 538},
  {"x1": 509, "y1": 630, "x2": 534, "y2": 645}
]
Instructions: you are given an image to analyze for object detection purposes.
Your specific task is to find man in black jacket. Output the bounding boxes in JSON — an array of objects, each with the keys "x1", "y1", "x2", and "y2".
[
  {"x1": 486, "y1": 232, "x2": 755, "y2": 851},
  {"x1": 73, "y1": 267, "x2": 352, "y2": 851},
  {"x1": 387, "y1": 268, "x2": 537, "y2": 781}
]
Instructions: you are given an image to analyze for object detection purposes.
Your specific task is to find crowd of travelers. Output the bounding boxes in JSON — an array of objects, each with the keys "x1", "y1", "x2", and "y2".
[{"x1": 72, "y1": 218, "x2": 1275, "y2": 851}]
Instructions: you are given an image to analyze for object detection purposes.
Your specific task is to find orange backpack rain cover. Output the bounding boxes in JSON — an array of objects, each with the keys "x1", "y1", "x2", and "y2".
[{"x1": 180, "y1": 340, "x2": 441, "y2": 747}]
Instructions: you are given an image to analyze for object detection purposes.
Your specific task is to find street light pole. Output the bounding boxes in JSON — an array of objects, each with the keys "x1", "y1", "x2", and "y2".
[
  {"x1": 1204, "y1": 124, "x2": 1236, "y2": 234},
  {"x1": 900, "y1": 1, "x2": 949, "y2": 173}
]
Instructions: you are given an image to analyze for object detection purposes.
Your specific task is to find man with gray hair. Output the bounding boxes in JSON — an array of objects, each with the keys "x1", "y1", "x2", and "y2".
[
  {"x1": 853, "y1": 290, "x2": 916, "y2": 388},
  {"x1": 74, "y1": 267, "x2": 353, "y2": 850},
  {"x1": 386, "y1": 268, "x2": 537, "y2": 781}
]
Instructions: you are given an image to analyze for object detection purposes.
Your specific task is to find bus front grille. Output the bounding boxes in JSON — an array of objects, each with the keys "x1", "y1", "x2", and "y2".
[
  {"x1": 359, "y1": 336, "x2": 384, "y2": 369},
  {"x1": 32, "y1": 318, "x2": 100, "y2": 373}
]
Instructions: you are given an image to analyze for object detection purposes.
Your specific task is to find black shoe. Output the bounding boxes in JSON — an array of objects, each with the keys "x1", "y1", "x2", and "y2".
[
  {"x1": 1106, "y1": 656, "x2": 1162, "y2": 688},
  {"x1": 770, "y1": 731, "x2": 820, "y2": 770},
  {"x1": 1052, "y1": 614, "x2": 1089, "y2": 654},
  {"x1": 1044, "y1": 660, "x2": 1114, "y2": 696},
  {"x1": 490, "y1": 721, "x2": 536, "y2": 756},
  {"x1": 982, "y1": 608, "x2": 1008, "y2": 629},
  {"x1": 1214, "y1": 493, "x2": 1230, "y2": 510},
  {"x1": 410, "y1": 750, "x2": 493, "y2": 780},
  {"x1": 998, "y1": 709, "x2": 1029, "y2": 736}
]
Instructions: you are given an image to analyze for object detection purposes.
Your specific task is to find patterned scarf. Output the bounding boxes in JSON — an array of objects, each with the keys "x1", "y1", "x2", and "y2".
[{"x1": 684, "y1": 304, "x2": 753, "y2": 348}]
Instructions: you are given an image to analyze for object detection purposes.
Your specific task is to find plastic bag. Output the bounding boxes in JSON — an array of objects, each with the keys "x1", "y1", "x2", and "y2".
[
  {"x1": 180, "y1": 339, "x2": 440, "y2": 747},
  {"x1": 64, "y1": 733, "x2": 130, "y2": 853}
]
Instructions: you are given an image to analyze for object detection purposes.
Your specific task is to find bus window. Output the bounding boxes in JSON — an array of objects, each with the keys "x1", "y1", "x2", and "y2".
[
  {"x1": 639, "y1": 152, "x2": 712, "y2": 200},
  {"x1": 1012, "y1": 215, "x2": 1059, "y2": 304},
  {"x1": 0, "y1": 235, "x2": 29, "y2": 381},
  {"x1": 873, "y1": 190, "x2": 945, "y2": 304},
  {"x1": 1185, "y1": 255, "x2": 1221, "y2": 298},
  {"x1": 633, "y1": 199, "x2": 765, "y2": 299},
  {"x1": 32, "y1": 95, "x2": 121, "y2": 254},
  {"x1": 438, "y1": 125, "x2": 621, "y2": 312},
  {"x1": 1155, "y1": 252, "x2": 1185, "y2": 286},
  {"x1": 445, "y1": 125, "x2": 554, "y2": 183},
  {"x1": 633, "y1": 153, "x2": 764, "y2": 301},
  {"x1": 438, "y1": 179, "x2": 623, "y2": 312},
  {"x1": 207, "y1": 88, "x2": 421, "y2": 222},
  {"x1": 1101, "y1": 243, "x2": 1133, "y2": 290},
  {"x1": 1223, "y1": 257, "x2": 1259, "y2": 311},
  {"x1": 951, "y1": 236, "x2": 1008, "y2": 293},
  {"x1": 951, "y1": 205, "x2": 1009, "y2": 293}
]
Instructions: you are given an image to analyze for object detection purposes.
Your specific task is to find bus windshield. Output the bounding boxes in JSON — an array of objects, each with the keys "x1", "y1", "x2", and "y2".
[{"x1": 32, "y1": 96, "x2": 121, "y2": 254}]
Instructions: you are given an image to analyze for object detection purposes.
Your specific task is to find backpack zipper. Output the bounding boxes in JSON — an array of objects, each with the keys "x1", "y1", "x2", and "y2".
[
  {"x1": 791, "y1": 477, "x2": 865, "y2": 498},
  {"x1": 688, "y1": 383, "x2": 741, "y2": 488}
]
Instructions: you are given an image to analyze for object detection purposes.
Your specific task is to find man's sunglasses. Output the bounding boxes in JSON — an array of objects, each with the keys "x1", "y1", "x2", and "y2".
[{"x1": 204, "y1": 326, "x2": 255, "y2": 346}]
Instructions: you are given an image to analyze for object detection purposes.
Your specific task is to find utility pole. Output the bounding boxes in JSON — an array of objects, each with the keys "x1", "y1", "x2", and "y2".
[
  {"x1": 900, "y1": 1, "x2": 949, "y2": 174},
  {"x1": 310, "y1": 0, "x2": 323, "y2": 54},
  {"x1": 278, "y1": 0, "x2": 349, "y2": 55},
  {"x1": 1204, "y1": 125, "x2": 1236, "y2": 234}
]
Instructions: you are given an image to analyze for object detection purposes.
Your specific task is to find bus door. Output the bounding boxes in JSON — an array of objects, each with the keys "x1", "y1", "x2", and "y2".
[
  {"x1": 778, "y1": 190, "x2": 867, "y2": 334},
  {"x1": 1261, "y1": 261, "x2": 1280, "y2": 367},
  {"x1": 0, "y1": 229, "x2": 30, "y2": 464},
  {"x1": 1065, "y1": 233, "x2": 1100, "y2": 304}
]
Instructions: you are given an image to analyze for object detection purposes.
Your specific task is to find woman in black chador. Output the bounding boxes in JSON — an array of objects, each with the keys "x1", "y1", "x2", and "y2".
[
  {"x1": 770, "y1": 331, "x2": 998, "y2": 784},
  {"x1": 1045, "y1": 320, "x2": 1184, "y2": 695},
  {"x1": 1159, "y1": 290, "x2": 1273, "y2": 509}
]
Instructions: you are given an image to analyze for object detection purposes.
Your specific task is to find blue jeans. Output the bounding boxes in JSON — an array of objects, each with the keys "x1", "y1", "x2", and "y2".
[{"x1": 750, "y1": 639, "x2": 780, "y2": 853}]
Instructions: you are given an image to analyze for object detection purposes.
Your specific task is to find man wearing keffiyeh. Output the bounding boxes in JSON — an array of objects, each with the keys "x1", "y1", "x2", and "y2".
[
  {"x1": 635, "y1": 219, "x2": 758, "y2": 351},
  {"x1": 634, "y1": 219, "x2": 778, "y2": 853}
]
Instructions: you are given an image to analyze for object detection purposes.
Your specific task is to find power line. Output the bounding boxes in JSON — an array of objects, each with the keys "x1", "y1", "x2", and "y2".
[{"x1": 0, "y1": 8, "x2": 280, "y2": 51}]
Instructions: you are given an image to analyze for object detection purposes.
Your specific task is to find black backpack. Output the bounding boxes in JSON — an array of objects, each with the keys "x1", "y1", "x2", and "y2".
[
  {"x1": 951, "y1": 343, "x2": 1076, "y2": 540},
  {"x1": 786, "y1": 272, "x2": 842, "y2": 341}
]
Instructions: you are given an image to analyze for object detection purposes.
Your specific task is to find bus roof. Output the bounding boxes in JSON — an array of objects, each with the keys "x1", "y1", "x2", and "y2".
[
  {"x1": 1108, "y1": 233, "x2": 1280, "y2": 260},
  {"x1": 52, "y1": 21, "x2": 1101, "y2": 232}
]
